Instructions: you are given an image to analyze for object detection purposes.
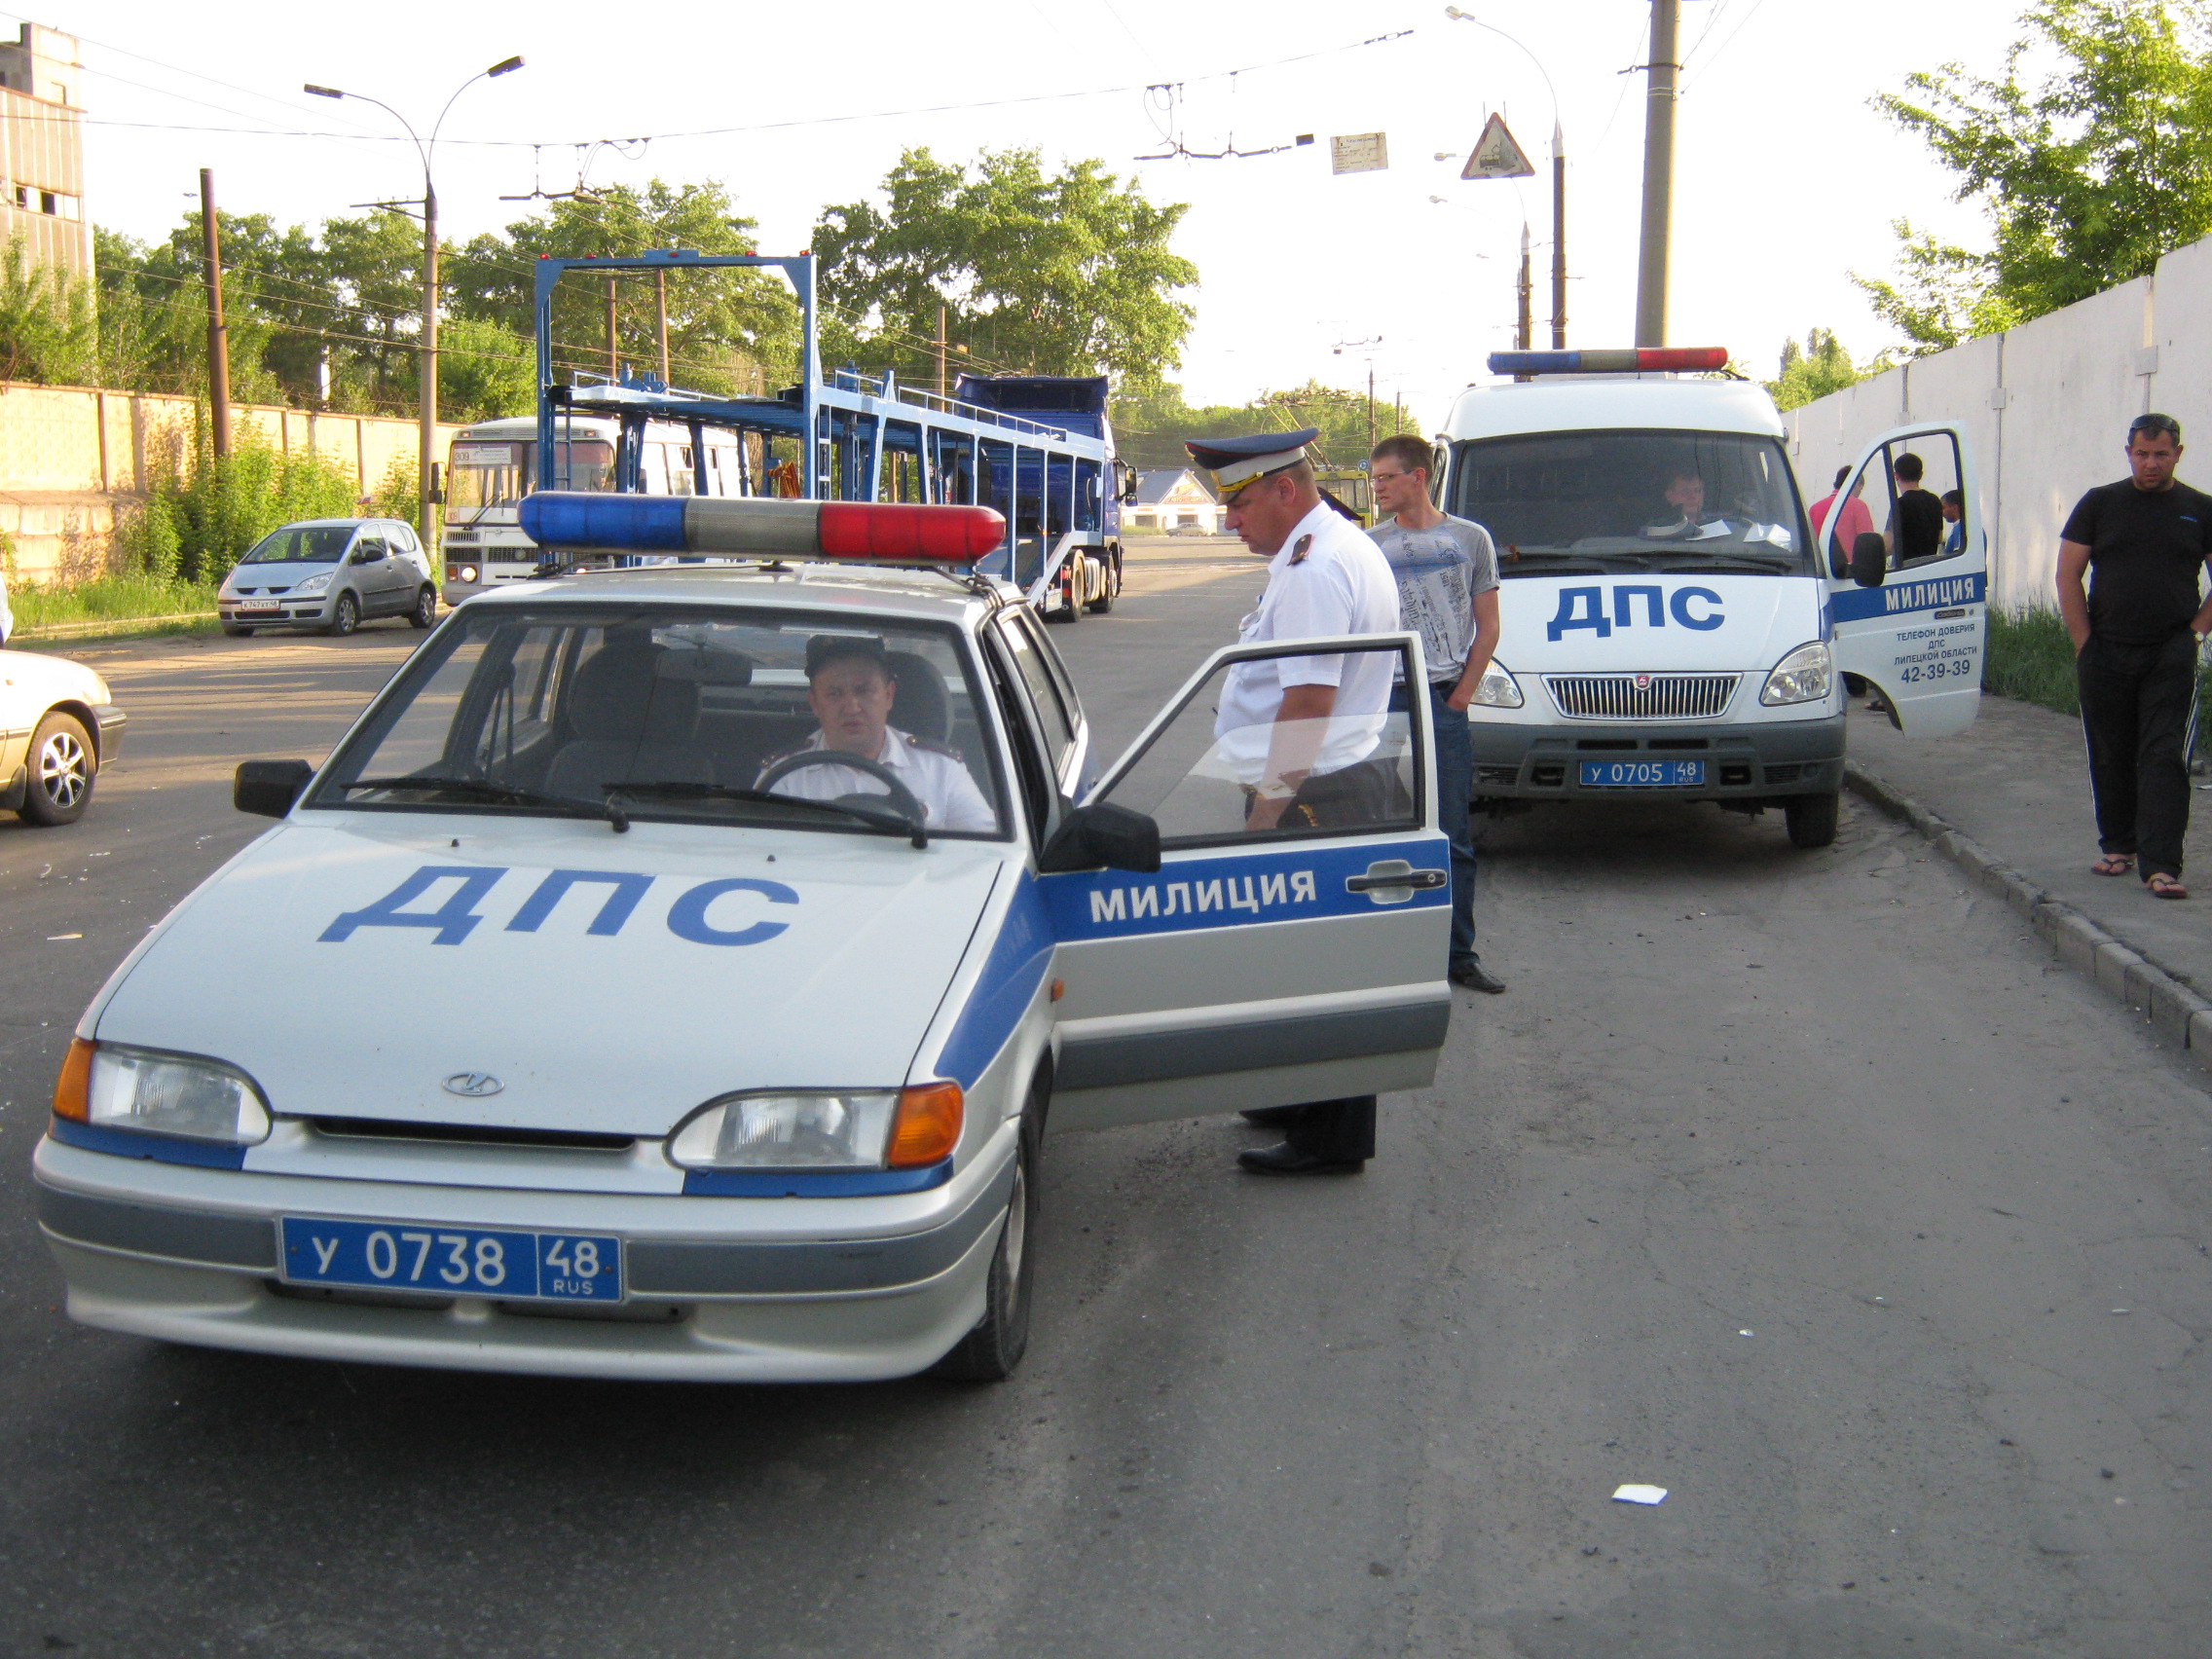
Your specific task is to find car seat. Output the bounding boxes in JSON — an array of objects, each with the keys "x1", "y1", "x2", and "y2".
[
  {"x1": 883, "y1": 649, "x2": 951, "y2": 745},
  {"x1": 543, "y1": 642, "x2": 712, "y2": 798}
]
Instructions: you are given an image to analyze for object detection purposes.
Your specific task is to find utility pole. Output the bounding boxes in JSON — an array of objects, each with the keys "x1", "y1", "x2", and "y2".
[
  {"x1": 420, "y1": 174, "x2": 438, "y2": 531},
  {"x1": 199, "y1": 169, "x2": 231, "y2": 459},
  {"x1": 1516, "y1": 222, "x2": 1533, "y2": 351},
  {"x1": 1550, "y1": 122, "x2": 1568, "y2": 349},
  {"x1": 936, "y1": 301, "x2": 948, "y2": 401},
  {"x1": 606, "y1": 277, "x2": 619, "y2": 381},
  {"x1": 1635, "y1": 0, "x2": 1681, "y2": 347},
  {"x1": 1366, "y1": 364, "x2": 1376, "y2": 455},
  {"x1": 655, "y1": 267, "x2": 670, "y2": 385}
]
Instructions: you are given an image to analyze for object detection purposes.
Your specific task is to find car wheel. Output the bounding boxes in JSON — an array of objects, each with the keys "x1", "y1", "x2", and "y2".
[
  {"x1": 326, "y1": 591, "x2": 359, "y2": 637},
  {"x1": 1048, "y1": 555, "x2": 1084, "y2": 624},
  {"x1": 408, "y1": 585, "x2": 437, "y2": 630},
  {"x1": 931, "y1": 1074, "x2": 1044, "y2": 1382},
  {"x1": 20, "y1": 711, "x2": 93, "y2": 826},
  {"x1": 221, "y1": 623, "x2": 254, "y2": 637},
  {"x1": 1785, "y1": 791, "x2": 1840, "y2": 849}
]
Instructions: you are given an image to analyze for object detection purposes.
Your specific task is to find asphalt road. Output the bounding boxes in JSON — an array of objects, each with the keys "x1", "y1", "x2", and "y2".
[{"x1": 4, "y1": 544, "x2": 2210, "y2": 1658}]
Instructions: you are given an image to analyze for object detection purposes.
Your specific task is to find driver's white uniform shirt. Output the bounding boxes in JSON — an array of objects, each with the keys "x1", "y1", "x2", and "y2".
[
  {"x1": 757, "y1": 726, "x2": 997, "y2": 832},
  {"x1": 1214, "y1": 499, "x2": 1402, "y2": 783}
]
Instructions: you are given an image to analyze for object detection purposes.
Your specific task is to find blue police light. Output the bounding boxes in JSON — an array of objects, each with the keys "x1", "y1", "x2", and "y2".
[
  {"x1": 520, "y1": 494, "x2": 687, "y2": 552},
  {"x1": 1488, "y1": 347, "x2": 1731, "y2": 376}
]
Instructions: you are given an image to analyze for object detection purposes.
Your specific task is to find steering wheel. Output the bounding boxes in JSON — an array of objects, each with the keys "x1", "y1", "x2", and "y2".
[{"x1": 755, "y1": 749, "x2": 927, "y2": 828}]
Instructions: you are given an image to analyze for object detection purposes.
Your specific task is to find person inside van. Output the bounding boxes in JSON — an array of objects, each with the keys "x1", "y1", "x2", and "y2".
[{"x1": 1645, "y1": 469, "x2": 1723, "y2": 537}]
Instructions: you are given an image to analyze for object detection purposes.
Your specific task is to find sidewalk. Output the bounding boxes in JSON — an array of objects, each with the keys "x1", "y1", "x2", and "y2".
[{"x1": 1848, "y1": 691, "x2": 2212, "y2": 1021}]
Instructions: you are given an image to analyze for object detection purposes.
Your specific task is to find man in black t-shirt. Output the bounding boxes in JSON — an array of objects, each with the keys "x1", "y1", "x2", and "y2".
[
  {"x1": 1888, "y1": 451, "x2": 1946, "y2": 567},
  {"x1": 2057, "y1": 412, "x2": 2212, "y2": 899}
]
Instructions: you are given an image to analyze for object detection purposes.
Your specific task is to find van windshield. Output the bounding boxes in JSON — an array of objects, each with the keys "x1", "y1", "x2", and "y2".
[{"x1": 1449, "y1": 428, "x2": 1814, "y2": 576}]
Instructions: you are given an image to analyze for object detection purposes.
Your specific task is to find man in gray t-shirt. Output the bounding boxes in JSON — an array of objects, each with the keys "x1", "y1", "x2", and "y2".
[{"x1": 1368, "y1": 434, "x2": 1503, "y2": 992}]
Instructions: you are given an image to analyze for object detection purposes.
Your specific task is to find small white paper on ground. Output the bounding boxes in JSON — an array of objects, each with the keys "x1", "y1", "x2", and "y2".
[{"x1": 1612, "y1": 1485, "x2": 1669, "y2": 1505}]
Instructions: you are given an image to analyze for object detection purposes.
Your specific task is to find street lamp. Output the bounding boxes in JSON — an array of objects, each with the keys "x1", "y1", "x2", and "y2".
[
  {"x1": 1442, "y1": 6, "x2": 1566, "y2": 349},
  {"x1": 306, "y1": 55, "x2": 523, "y2": 546}
]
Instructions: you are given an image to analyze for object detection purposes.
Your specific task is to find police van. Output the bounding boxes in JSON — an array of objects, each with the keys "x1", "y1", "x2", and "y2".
[
  {"x1": 1437, "y1": 348, "x2": 1982, "y2": 847},
  {"x1": 33, "y1": 496, "x2": 1450, "y2": 1384}
]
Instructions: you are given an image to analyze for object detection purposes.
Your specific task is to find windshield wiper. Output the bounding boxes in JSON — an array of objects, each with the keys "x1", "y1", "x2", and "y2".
[
  {"x1": 608, "y1": 780, "x2": 929, "y2": 848},
  {"x1": 338, "y1": 775, "x2": 630, "y2": 831},
  {"x1": 1651, "y1": 555, "x2": 1795, "y2": 574}
]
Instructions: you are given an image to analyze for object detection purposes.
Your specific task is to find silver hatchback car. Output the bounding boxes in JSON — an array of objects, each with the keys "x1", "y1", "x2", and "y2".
[{"x1": 218, "y1": 518, "x2": 437, "y2": 637}]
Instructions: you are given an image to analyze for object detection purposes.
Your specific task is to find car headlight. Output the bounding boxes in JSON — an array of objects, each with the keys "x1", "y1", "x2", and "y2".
[
  {"x1": 666, "y1": 1083, "x2": 962, "y2": 1170},
  {"x1": 1467, "y1": 658, "x2": 1524, "y2": 709},
  {"x1": 292, "y1": 571, "x2": 333, "y2": 597},
  {"x1": 1759, "y1": 641, "x2": 1833, "y2": 706},
  {"x1": 53, "y1": 1039, "x2": 272, "y2": 1145},
  {"x1": 455, "y1": 565, "x2": 480, "y2": 585}
]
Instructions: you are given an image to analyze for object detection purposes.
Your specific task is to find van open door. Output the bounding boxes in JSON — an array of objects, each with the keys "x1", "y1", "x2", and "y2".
[{"x1": 1822, "y1": 423, "x2": 1985, "y2": 736}]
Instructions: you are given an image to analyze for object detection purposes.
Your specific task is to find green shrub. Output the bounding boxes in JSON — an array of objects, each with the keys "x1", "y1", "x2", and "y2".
[{"x1": 9, "y1": 573, "x2": 219, "y2": 631}]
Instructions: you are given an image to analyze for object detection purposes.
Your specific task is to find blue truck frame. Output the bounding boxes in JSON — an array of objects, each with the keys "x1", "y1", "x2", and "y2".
[{"x1": 529, "y1": 250, "x2": 1128, "y2": 606}]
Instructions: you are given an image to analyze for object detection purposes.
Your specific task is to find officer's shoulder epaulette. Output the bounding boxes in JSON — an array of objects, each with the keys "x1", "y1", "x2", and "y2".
[
  {"x1": 757, "y1": 738, "x2": 812, "y2": 767},
  {"x1": 903, "y1": 733, "x2": 965, "y2": 760}
]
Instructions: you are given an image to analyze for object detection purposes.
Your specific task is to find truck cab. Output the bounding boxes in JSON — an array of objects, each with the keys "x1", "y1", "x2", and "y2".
[{"x1": 1434, "y1": 349, "x2": 1982, "y2": 848}]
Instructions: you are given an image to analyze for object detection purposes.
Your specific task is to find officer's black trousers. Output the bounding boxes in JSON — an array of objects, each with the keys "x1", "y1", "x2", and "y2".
[
  {"x1": 1283, "y1": 1096, "x2": 1377, "y2": 1162},
  {"x1": 2078, "y1": 630, "x2": 2198, "y2": 880}
]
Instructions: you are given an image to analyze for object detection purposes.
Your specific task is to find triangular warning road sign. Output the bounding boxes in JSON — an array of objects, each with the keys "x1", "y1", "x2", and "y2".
[{"x1": 1462, "y1": 113, "x2": 1535, "y2": 180}]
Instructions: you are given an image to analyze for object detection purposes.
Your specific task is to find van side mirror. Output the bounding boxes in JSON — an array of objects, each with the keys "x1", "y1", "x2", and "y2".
[
  {"x1": 1850, "y1": 532, "x2": 1888, "y2": 588},
  {"x1": 235, "y1": 759, "x2": 313, "y2": 819},
  {"x1": 1038, "y1": 800, "x2": 1161, "y2": 873}
]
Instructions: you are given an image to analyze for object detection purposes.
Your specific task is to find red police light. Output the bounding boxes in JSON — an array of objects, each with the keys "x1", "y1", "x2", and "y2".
[{"x1": 818, "y1": 502, "x2": 1007, "y2": 563}]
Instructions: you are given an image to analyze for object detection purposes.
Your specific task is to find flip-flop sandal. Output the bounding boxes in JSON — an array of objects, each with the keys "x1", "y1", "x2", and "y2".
[
  {"x1": 2147, "y1": 873, "x2": 2190, "y2": 900},
  {"x1": 2093, "y1": 854, "x2": 2135, "y2": 876}
]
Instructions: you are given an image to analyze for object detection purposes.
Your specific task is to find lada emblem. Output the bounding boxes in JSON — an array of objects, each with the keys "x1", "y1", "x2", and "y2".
[
  {"x1": 1633, "y1": 674, "x2": 1653, "y2": 690},
  {"x1": 442, "y1": 1072, "x2": 504, "y2": 1098}
]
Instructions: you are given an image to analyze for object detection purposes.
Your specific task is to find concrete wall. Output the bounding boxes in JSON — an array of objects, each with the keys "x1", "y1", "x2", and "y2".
[
  {"x1": 0, "y1": 380, "x2": 464, "y2": 584},
  {"x1": 1782, "y1": 240, "x2": 2206, "y2": 614}
]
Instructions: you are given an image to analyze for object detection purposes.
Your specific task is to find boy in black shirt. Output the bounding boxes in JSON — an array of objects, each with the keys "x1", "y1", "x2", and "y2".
[
  {"x1": 1889, "y1": 451, "x2": 1946, "y2": 566},
  {"x1": 2057, "y1": 413, "x2": 2212, "y2": 899}
]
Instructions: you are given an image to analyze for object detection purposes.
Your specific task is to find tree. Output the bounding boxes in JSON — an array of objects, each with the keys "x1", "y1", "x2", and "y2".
[
  {"x1": 446, "y1": 180, "x2": 798, "y2": 398},
  {"x1": 1765, "y1": 328, "x2": 1878, "y2": 410},
  {"x1": 1863, "y1": 0, "x2": 2212, "y2": 350},
  {"x1": 1109, "y1": 381, "x2": 1419, "y2": 472},
  {"x1": 814, "y1": 148, "x2": 1197, "y2": 387}
]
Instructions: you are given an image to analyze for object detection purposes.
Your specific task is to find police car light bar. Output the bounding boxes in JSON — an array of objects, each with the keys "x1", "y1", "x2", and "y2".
[
  {"x1": 1486, "y1": 347, "x2": 1731, "y2": 376},
  {"x1": 517, "y1": 494, "x2": 1009, "y2": 564}
]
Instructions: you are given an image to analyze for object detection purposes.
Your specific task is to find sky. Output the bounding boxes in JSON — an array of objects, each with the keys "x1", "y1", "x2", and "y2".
[{"x1": 22, "y1": 0, "x2": 2039, "y2": 428}]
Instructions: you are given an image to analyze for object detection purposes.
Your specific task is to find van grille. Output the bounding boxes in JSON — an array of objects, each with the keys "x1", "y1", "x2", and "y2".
[{"x1": 1543, "y1": 673, "x2": 1739, "y2": 721}]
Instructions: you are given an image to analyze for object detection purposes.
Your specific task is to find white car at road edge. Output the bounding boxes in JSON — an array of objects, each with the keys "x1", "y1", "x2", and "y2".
[{"x1": 1, "y1": 643, "x2": 125, "y2": 827}]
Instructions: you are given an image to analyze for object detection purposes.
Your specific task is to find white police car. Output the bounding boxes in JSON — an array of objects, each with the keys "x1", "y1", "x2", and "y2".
[{"x1": 36, "y1": 497, "x2": 1451, "y2": 1382}]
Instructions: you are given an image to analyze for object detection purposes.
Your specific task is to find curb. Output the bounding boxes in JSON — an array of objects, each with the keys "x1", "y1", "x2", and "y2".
[{"x1": 1843, "y1": 760, "x2": 2212, "y2": 1064}]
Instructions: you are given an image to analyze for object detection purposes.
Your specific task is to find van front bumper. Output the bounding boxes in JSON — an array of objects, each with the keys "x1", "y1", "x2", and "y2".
[{"x1": 1466, "y1": 713, "x2": 1846, "y2": 801}]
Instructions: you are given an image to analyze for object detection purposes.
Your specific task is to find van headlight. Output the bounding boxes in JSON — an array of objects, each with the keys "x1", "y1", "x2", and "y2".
[
  {"x1": 1759, "y1": 641, "x2": 1833, "y2": 706},
  {"x1": 292, "y1": 571, "x2": 333, "y2": 597},
  {"x1": 53, "y1": 1039, "x2": 272, "y2": 1144},
  {"x1": 666, "y1": 1083, "x2": 963, "y2": 1171},
  {"x1": 1467, "y1": 658, "x2": 1524, "y2": 709},
  {"x1": 454, "y1": 565, "x2": 479, "y2": 585}
]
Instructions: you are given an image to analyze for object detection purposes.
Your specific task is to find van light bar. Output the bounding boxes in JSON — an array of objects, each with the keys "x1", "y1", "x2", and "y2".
[
  {"x1": 1487, "y1": 347, "x2": 1731, "y2": 376},
  {"x1": 517, "y1": 495, "x2": 1008, "y2": 563}
]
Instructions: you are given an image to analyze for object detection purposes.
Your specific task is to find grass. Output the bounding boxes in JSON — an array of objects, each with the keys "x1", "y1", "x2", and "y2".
[
  {"x1": 1983, "y1": 606, "x2": 2212, "y2": 719},
  {"x1": 7, "y1": 573, "x2": 221, "y2": 641}
]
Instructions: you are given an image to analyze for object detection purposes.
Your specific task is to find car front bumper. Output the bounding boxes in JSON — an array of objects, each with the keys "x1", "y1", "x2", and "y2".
[
  {"x1": 220, "y1": 598, "x2": 337, "y2": 628},
  {"x1": 34, "y1": 1130, "x2": 1014, "y2": 1382},
  {"x1": 1466, "y1": 712, "x2": 1846, "y2": 801}
]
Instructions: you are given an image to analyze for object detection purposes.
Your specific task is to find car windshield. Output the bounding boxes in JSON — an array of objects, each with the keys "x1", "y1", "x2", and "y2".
[
  {"x1": 313, "y1": 601, "x2": 1010, "y2": 839},
  {"x1": 242, "y1": 526, "x2": 355, "y2": 565},
  {"x1": 1450, "y1": 428, "x2": 1815, "y2": 575}
]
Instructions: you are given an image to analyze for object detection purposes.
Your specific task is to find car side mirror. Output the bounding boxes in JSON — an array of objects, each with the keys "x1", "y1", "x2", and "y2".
[
  {"x1": 235, "y1": 759, "x2": 313, "y2": 819},
  {"x1": 1850, "y1": 532, "x2": 1888, "y2": 588},
  {"x1": 1037, "y1": 801, "x2": 1161, "y2": 874}
]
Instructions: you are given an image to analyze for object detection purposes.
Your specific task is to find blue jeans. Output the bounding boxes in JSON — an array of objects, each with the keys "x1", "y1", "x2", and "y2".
[{"x1": 1390, "y1": 680, "x2": 1478, "y2": 970}]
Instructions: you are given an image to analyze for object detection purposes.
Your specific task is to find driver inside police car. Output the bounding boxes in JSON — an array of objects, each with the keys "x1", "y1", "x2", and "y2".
[{"x1": 756, "y1": 634, "x2": 997, "y2": 831}]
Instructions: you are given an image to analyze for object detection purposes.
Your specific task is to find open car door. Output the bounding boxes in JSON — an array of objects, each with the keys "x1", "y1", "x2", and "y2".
[
  {"x1": 1822, "y1": 422, "x2": 1986, "y2": 736},
  {"x1": 1041, "y1": 634, "x2": 1453, "y2": 1131}
]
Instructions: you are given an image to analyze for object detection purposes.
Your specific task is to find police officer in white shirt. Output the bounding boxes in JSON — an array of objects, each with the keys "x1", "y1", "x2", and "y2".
[
  {"x1": 1187, "y1": 427, "x2": 1405, "y2": 1174},
  {"x1": 757, "y1": 635, "x2": 997, "y2": 833}
]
